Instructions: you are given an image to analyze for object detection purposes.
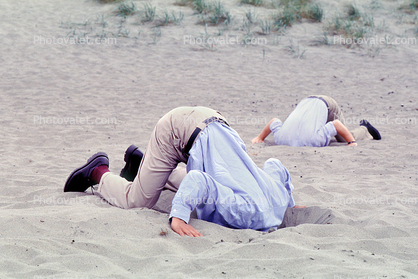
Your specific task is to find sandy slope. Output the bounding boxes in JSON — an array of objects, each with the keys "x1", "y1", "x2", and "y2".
[{"x1": 0, "y1": 0, "x2": 417, "y2": 278}]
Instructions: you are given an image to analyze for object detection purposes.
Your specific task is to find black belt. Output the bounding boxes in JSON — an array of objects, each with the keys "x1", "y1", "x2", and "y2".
[
  {"x1": 308, "y1": 96, "x2": 329, "y2": 108},
  {"x1": 184, "y1": 127, "x2": 202, "y2": 155},
  {"x1": 184, "y1": 117, "x2": 229, "y2": 154}
]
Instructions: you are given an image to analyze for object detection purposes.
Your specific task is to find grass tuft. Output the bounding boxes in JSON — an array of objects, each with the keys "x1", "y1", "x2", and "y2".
[
  {"x1": 137, "y1": 3, "x2": 156, "y2": 23},
  {"x1": 156, "y1": 10, "x2": 184, "y2": 26},
  {"x1": 193, "y1": 0, "x2": 212, "y2": 14},
  {"x1": 175, "y1": 0, "x2": 194, "y2": 6},
  {"x1": 271, "y1": 0, "x2": 323, "y2": 30},
  {"x1": 240, "y1": 0, "x2": 264, "y2": 6},
  {"x1": 327, "y1": 17, "x2": 371, "y2": 39},
  {"x1": 369, "y1": 0, "x2": 381, "y2": 10},
  {"x1": 98, "y1": 0, "x2": 123, "y2": 3},
  {"x1": 116, "y1": 2, "x2": 138, "y2": 17},
  {"x1": 303, "y1": 3, "x2": 323, "y2": 22},
  {"x1": 399, "y1": 0, "x2": 418, "y2": 13},
  {"x1": 196, "y1": 1, "x2": 231, "y2": 25},
  {"x1": 311, "y1": 31, "x2": 332, "y2": 46},
  {"x1": 150, "y1": 27, "x2": 161, "y2": 44},
  {"x1": 209, "y1": 2, "x2": 231, "y2": 24},
  {"x1": 258, "y1": 19, "x2": 273, "y2": 35},
  {"x1": 286, "y1": 38, "x2": 306, "y2": 58},
  {"x1": 346, "y1": 4, "x2": 361, "y2": 21},
  {"x1": 241, "y1": 17, "x2": 253, "y2": 36},
  {"x1": 245, "y1": 8, "x2": 258, "y2": 24},
  {"x1": 176, "y1": 0, "x2": 232, "y2": 26},
  {"x1": 325, "y1": 4, "x2": 374, "y2": 42},
  {"x1": 272, "y1": 6, "x2": 298, "y2": 29},
  {"x1": 142, "y1": 3, "x2": 157, "y2": 22}
]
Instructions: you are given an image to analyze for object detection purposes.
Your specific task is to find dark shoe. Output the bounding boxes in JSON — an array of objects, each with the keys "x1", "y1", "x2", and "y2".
[
  {"x1": 120, "y1": 145, "x2": 144, "y2": 182},
  {"x1": 360, "y1": 119, "x2": 381, "y2": 140},
  {"x1": 64, "y1": 152, "x2": 109, "y2": 192}
]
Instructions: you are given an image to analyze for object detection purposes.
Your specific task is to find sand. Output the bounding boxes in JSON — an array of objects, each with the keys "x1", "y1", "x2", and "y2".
[{"x1": 1, "y1": 0, "x2": 418, "y2": 278}]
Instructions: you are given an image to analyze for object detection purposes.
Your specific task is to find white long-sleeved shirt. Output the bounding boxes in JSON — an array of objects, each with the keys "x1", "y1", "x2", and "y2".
[
  {"x1": 270, "y1": 97, "x2": 337, "y2": 147},
  {"x1": 169, "y1": 122, "x2": 295, "y2": 231}
]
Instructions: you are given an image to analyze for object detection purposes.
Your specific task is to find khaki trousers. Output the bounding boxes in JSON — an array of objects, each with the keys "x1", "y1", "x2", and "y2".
[
  {"x1": 97, "y1": 107, "x2": 227, "y2": 209},
  {"x1": 311, "y1": 95, "x2": 372, "y2": 142}
]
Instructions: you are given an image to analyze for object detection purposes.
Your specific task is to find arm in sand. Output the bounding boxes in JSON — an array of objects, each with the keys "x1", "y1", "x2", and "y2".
[
  {"x1": 332, "y1": 120, "x2": 358, "y2": 146},
  {"x1": 171, "y1": 217, "x2": 203, "y2": 237},
  {"x1": 252, "y1": 118, "x2": 276, "y2": 143},
  {"x1": 171, "y1": 206, "x2": 306, "y2": 237}
]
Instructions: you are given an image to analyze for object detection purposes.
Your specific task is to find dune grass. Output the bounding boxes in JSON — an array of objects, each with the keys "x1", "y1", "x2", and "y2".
[
  {"x1": 245, "y1": 8, "x2": 258, "y2": 24},
  {"x1": 272, "y1": 6, "x2": 298, "y2": 28},
  {"x1": 156, "y1": 10, "x2": 185, "y2": 26},
  {"x1": 115, "y1": 2, "x2": 184, "y2": 26},
  {"x1": 240, "y1": 0, "x2": 264, "y2": 6},
  {"x1": 286, "y1": 38, "x2": 306, "y2": 58},
  {"x1": 175, "y1": 0, "x2": 231, "y2": 25},
  {"x1": 311, "y1": 32, "x2": 332, "y2": 46},
  {"x1": 193, "y1": 0, "x2": 212, "y2": 14},
  {"x1": 346, "y1": 4, "x2": 361, "y2": 20},
  {"x1": 326, "y1": 4, "x2": 374, "y2": 40},
  {"x1": 141, "y1": 3, "x2": 157, "y2": 22},
  {"x1": 97, "y1": 0, "x2": 123, "y2": 3},
  {"x1": 258, "y1": 19, "x2": 273, "y2": 35},
  {"x1": 399, "y1": 0, "x2": 418, "y2": 13},
  {"x1": 271, "y1": 0, "x2": 323, "y2": 29},
  {"x1": 327, "y1": 17, "x2": 368, "y2": 40},
  {"x1": 195, "y1": 1, "x2": 231, "y2": 25},
  {"x1": 176, "y1": 0, "x2": 322, "y2": 30},
  {"x1": 304, "y1": 3, "x2": 323, "y2": 22},
  {"x1": 175, "y1": 0, "x2": 194, "y2": 6},
  {"x1": 116, "y1": 2, "x2": 138, "y2": 17}
]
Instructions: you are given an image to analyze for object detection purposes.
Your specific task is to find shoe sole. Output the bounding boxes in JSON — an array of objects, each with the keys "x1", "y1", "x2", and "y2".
[
  {"x1": 120, "y1": 145, "x2": 143, "y2": 181},
  {"x1": 124, "y1": 145, "x2": 139, "y2": 163},
  {"x1": 120, "y1": 145, "x2": 139, "y2": 178},
  {"x1": 360, "y1": 120, "x2": 381, "y2": 140}
]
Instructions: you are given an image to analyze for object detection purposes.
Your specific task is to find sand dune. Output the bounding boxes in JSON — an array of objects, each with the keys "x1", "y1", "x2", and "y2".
[{"x1": 1, "y1": 0, "x2": 418, "y2": 278}]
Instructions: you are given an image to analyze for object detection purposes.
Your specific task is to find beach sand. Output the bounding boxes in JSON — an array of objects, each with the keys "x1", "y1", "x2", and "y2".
[{"x1": 0, "y1": 0, "x2": 417, "y2": 278}]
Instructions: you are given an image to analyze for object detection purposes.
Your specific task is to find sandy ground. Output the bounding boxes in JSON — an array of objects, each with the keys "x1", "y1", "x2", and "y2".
[{"x1": 1, "y1": 0, "x2": 418, "y2": 278}]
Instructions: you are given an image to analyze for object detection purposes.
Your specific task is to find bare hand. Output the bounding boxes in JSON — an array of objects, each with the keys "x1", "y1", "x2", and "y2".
[
  {"x1": 171, "y1": 217, "x2": 203, "y2": 237},
  {"x1": 293, "y1": 205, "x2": 306, "y2": 209},
  {"x1": 251, "y1": 136, "x2": 264, "y2": 144}
]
